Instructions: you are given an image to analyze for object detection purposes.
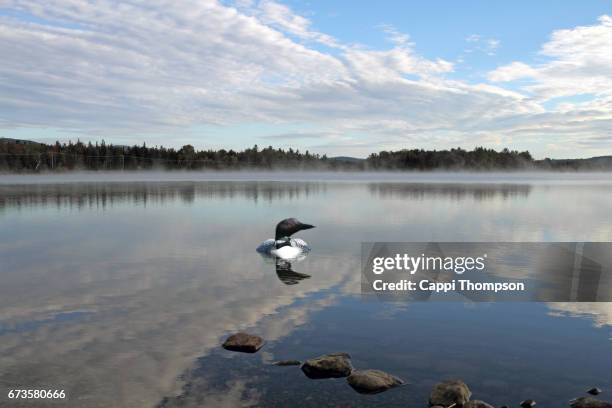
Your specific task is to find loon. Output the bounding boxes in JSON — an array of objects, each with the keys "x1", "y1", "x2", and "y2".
[{"x1": 256, "y1": 218, "x2": 315, "y2": 260}]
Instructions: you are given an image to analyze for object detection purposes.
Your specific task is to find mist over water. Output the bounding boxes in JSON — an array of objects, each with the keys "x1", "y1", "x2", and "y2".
[
  {"x1": 2, "y1": 170, "x2": 612, "y2": 184},
  {"x1": 0, "y1": 174, "x2": 610, "y2": 407}
]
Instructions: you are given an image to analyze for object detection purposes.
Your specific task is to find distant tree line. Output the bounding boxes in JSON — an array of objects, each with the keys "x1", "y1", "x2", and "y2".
[
  {"x1": 0, "y1": 140, "x2": 343, "y2": 172},
  {"x1": 367, "y1": 147, "x2": 534, "y2": 170},
  {"x1": 0, "y1": 138, "x2": 610, "y2": 172}
]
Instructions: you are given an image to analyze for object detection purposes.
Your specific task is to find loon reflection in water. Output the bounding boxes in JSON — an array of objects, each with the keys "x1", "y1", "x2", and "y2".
[
  {"x1": 275, "y1": 259, "x2": 311, "y2": 285},
  {"x1": 257, "y1": 246, "x2": 311, "y2": 285}
]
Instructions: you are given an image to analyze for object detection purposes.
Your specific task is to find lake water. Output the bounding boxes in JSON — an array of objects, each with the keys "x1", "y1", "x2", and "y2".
[{"x1": 0, "y1": 173, "x2": 610, "y2": 407}]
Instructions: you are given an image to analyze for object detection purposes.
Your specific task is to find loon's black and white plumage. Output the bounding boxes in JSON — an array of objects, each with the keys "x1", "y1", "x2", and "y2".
[{"x1": 256, "y1": 218, "x2": 315, "y2": 260}]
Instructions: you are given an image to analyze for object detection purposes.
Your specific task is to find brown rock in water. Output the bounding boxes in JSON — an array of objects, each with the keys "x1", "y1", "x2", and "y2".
[
  {"x1": 428, "y1": 379, "x2": 472, "y2": 407},
  {"x1": 221, "y1": 332, "x2": 264, "y2": 353},
  {"x1": 465, "y1": 401, "x2": 495, "y2": 408},
  {"x1": 346, "y1": 369, "x2": 405, "y2": 394},
  {"x1": 301, "y1": 352, "x2": 353, "y2": 379},
  {"x1": 273, "y1": 360, "x2": 301, "y2": 366},
  {"x1": 570, "y1": 397, "x2": 612, "y2": 408}
]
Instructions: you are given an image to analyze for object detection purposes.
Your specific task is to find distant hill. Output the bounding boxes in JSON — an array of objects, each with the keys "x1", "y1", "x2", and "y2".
[
  {"x1": 0, "y1": 137, "x2": 46, "y2": 146},
  {"x1": 537, "y1": 155, "x2": 612, "y2": 170},
  {"x1": 329, "y1": 156, "x2": 365, "y2": 163}
]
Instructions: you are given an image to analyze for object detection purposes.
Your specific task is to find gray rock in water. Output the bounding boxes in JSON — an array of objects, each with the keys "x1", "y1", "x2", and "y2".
[
  {"x1": 221, "y1": 332, "x2": 264, "y2": 353},
  {"x1": 465, "y1": 401, "x2": 495, "y2": 408},
  {"x1": 428, "y1": 379, "x2": 471, "y2": 407},
  {"x1": 301, "y1": 352, "x2": 353, "y2": 379},
  {"x1": 570, "y1": 397, "x2": 612, "y2": 408},
  {"x1": 520, "y1": 400, "x2": 536, "y2": 408},
  {"x1": 588, "y1": 388, "x2": 603, "y2": 396},
  {"x1": 273, "y1": 360, "x2": 301, "y2": 366},
  {"x1": 346, "y1": 369, "x2": 405, "y2": 394}
]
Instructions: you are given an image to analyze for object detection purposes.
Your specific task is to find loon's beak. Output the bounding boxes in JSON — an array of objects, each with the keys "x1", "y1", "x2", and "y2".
[{"x1": 299, "y1": 223, "x2": 315, "y2": 231}]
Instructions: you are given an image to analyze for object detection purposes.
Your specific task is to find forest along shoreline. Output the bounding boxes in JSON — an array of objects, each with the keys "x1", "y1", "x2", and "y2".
[{"x1": 3, "y1": 138, "x2": 612, "y2": 172}]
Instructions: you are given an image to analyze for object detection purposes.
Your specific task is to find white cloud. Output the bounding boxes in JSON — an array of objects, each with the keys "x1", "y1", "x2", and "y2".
[
  {"x1": 380, "y1": 23, "x2": 412, "y2": 46},
  {"x1": 488, "y1": 61, "x2": 537, "y2": 82},
  {"x1": 489, "y1": 15, "x2": 612, "y2": 99},
  {"x1": 0, "y1": 2, "x2": 611, "y2": 157},
  {"x1": 251, "y1": 0, "x2": 339, "y2": 47},
  {"x1": 486, "y1": 38, "x2": 500, "y2": 55},
  {"x1": 464, "y1": 34, "x2": 500, "y2": 55},
  {"x1": 483, "y1": 15, "x2": 612, "y2": 157},
  {"x1": 0, "y1": 1, "x2": 500, "y2": 132}
]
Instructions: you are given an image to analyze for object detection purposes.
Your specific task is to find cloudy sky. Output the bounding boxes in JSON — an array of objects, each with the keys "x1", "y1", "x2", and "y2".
[{"x1": 1, "y1": 0, "x2": 611, "y2": 158}]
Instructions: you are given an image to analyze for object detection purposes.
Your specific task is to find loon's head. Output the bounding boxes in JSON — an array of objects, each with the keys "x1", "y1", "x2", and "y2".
[{"x1": 275, "y1": 218, "x2": 315, "y2": 240}]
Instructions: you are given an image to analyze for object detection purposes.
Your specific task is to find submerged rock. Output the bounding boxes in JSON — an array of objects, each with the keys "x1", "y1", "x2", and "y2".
[
  {"x1": 465, "y1": 401, "x2": 495, "y2": 408},
  {"x1": 301, "y1": 352, "x2": 353, "y2": 379},
  {"x1": 346, "y1": 369, "x2": 405, "y2": 394},
  {"x1": 273, "y1": 360, "x2": 301, "y2": 366},
  {"x1": 428, "y1": 379, "x2": 471, "y2": 407},
  {"x1": 588, "y1": 388, "x2": 603, "y2": 396},
  {"x1": 570, "y1": 397, "x2": 612, "y2": 408},
  {"x1": 520, "y1": 400, "x2": 536, "y2": 408},
  {"x1": 221, "y1": 332, "x2": 264, "y2": 353}
]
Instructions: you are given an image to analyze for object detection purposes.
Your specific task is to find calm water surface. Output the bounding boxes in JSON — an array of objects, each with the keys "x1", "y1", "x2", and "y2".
[{"x1": 0, "y1": 173, "x2": 610, "y2": 407}]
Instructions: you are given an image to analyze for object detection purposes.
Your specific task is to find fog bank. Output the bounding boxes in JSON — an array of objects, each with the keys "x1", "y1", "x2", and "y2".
[{"x1": 2, "y1": 171, "x2": 612, "y2": 185}]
